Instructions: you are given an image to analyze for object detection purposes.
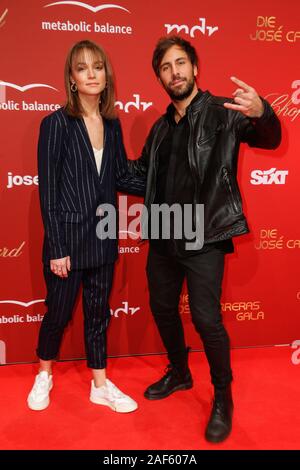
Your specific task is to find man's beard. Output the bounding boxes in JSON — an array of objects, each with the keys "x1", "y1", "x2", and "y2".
[{"x1": 165, "y1": 76, "x2": 195, "y2": 101}]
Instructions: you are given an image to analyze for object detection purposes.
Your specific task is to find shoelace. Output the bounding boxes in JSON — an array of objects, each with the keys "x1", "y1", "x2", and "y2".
[
  {"x1": 32, "y1": 377, "x2": 49, "y2": 395},
  {"x1": 106, "y1": 381, "x2": 126, "y2": 399}
]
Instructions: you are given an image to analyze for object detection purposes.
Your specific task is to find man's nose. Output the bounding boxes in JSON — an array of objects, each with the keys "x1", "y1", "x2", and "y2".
[{"x1": 170, "y1": 64, "x2": 178, "y2": 76}]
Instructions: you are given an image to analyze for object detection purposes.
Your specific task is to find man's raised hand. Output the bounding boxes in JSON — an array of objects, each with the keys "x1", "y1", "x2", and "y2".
[{"x1": 223, "y1": 76, "x2": 264, "y2": 118}]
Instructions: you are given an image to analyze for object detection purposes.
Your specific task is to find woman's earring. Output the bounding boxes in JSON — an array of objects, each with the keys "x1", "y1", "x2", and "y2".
[{"x1": 71, "y1": 82, "x2": 77, "y2": 93}]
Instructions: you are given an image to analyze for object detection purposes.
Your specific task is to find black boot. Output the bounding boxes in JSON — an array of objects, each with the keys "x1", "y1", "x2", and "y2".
[
  {"x1": 205, "y1": 385, "x2": 233, "y2": 443},
  {"x1": 144, "y1": 364, "x2": 193, "y2": 400}
]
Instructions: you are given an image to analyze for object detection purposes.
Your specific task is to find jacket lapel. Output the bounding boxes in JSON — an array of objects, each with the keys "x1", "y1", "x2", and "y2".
[
  {"x1": 98, "y1": 119, "x2": 110, "y2": 184},
  {"x1": 76, "y1": 118, "x2": 102, "y2": 184}
]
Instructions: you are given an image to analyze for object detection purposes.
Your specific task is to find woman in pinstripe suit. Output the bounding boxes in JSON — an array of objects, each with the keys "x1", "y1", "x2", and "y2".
[{"x1": 27, "y1": 40, "x2": 145, "y2": 413}]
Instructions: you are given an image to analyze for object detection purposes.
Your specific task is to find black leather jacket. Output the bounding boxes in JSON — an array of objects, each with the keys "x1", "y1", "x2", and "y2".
[{"x1": 130, "y1": 90, "x2": 281, "y2": 245}]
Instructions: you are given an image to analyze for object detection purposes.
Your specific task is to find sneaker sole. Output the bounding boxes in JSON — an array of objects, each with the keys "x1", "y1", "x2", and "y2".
[
  {"x1": 144, "y1": 382, "x2": 193, "y2": 400},
  {"x1": 90, "y1": 396, "x2": 138, "y2": 413},
  {"x1": 27, "y1": 383, "x2": 53, "y2": 411}
]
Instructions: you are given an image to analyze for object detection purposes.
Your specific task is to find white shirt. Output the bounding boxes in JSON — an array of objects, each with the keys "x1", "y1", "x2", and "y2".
[{"x1": 93, "y1": 147, "x2": 103, "y2": 175}]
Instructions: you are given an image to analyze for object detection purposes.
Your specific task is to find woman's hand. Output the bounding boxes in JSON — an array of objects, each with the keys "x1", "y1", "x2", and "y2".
[{"x1": 50, "y1": 256, "x2": 71, "y2": 278}]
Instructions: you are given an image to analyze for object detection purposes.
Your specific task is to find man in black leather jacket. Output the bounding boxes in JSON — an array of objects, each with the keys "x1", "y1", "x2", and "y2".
[{"x1": 130, "y1": 36, "x2": 281, "y2": 443}]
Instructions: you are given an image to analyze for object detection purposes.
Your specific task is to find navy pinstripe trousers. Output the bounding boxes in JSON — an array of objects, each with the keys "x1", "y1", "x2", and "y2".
[{"x1": 37, "y1": 263, "x2": 115, "y2": 369}]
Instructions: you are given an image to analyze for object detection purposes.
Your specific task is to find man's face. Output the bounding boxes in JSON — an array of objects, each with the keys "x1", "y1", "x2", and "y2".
[{"x1": 158, "y1": 45, "x2": 197, "y2": 101}]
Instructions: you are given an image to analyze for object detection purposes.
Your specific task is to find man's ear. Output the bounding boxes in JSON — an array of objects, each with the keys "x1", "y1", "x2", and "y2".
[{"x1": 193, "y1": 65, "x2": 198, "y2": 78}]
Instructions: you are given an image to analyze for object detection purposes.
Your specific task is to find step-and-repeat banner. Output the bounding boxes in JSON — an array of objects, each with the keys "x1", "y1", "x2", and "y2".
[{"x1": 0, "y1": 0, "x2": 299, "y2": 364}]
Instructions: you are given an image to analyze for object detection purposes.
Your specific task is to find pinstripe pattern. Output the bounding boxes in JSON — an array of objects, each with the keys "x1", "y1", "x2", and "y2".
[
  {"x1": 37, "y1": 264, "x2": 114, "y2": 369},
  {"x1": 37, "y1": 107, "x2": 145, "y2": 368},
  {"x1": 38, "y1": 107, "x2": 145, "y2": 269}
]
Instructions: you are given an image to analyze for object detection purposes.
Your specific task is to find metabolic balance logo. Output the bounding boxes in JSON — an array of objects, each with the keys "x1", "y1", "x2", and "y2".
[
  {"x1": 0, "y1": 80, "x2": 60, "y2": 112},
  {"x1": 44, "y1": 1, "x2": 130, "y2": 13},
  {"x1": 42, "y1": 1, "x2": 133, "y2": 34},
  {"x1": 0, "y1": 299, "x2": 45, "y2": 307},
  {"x1": 0, "y1": 81, "x2": 57, "y2": 93},
  {"x1": 0, "y1": 8, "x2": 8, "y2": 29},
  {"x1": 164, "y1": 17, "x2": 218, "y2": 38},
  {"x1": 0, "y1": 299, "x2": 45, "y2": 325}
]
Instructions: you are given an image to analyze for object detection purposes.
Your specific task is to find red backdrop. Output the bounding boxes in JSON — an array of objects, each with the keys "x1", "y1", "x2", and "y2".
[{"x1": 0, "y1": 0, "x2": 299, "y2": 364}]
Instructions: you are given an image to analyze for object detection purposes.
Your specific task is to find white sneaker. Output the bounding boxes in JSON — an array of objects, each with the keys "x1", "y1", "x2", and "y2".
[
  {"x1": 90, "y1": 378, "x2": 138, "y2": 413},
  {"x1": 27, "y1": 371, "x2": 53, "y2": 411}
]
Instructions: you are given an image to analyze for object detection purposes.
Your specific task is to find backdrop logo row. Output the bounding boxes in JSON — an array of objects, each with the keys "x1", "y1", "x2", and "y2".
[
  {"x1": 1, "y1": 81, "x2": 299, "y2": 123},
  {"x1": 0, "y1": 298, "x2": 141, "y2": 322},
  {"x1": 4, "y1": 169, "x2": 290, "y2": 190},
  {"x1": 0, "y1": 82, "x2": 152, "y2": 114},
  {"x1": 180, "y1": 295, "x2": 265, "y2": 322}
]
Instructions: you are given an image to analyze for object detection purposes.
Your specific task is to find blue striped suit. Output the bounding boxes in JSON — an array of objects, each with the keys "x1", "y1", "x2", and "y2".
[
  {"x1": 38, "y1": 107, "x2": 145, "y2": 269},
  {"x1": 36, "y1": 107, "x2": 145, "y2": 368}
]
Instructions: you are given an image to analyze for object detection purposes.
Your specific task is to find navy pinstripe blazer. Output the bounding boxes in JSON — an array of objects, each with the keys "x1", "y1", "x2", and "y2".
[{"x1": 38, "y1": 107, "x2": 145, "y2": 269}]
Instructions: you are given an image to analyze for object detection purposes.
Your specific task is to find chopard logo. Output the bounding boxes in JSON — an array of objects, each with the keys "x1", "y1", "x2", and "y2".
[
  {"x1": 291, "y1": 340, "x2": 300, "y2": 365},
  {"x1": 0, "y1": 8, "x2": 8, "y2": 28},
  {"x1": 265, "y1": 81, "x2": 300, "y2": 122},
  {"x1": 44, "y1": 1, "x2": 130, "y2": 13},
  {"x1": 0, "y1": 81, "x2": 58, "y2": 92}
]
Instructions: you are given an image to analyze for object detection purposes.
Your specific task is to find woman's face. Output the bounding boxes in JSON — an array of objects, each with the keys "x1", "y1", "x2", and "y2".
[{"x1": 70, "y1": 48, "x2": 106, "y2": 97}]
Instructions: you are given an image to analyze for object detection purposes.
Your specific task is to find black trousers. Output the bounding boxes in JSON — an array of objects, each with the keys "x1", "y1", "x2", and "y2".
[
  {"x1": 37, "y1": 263, "x2": 115, "y2": 369},
  {"x1": 146, "y1": 246, "x2": 233, "y2": 388}
]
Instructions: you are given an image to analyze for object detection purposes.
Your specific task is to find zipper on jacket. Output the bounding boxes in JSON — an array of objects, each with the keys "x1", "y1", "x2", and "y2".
[{"x1": 222, "y1": 167, "x2": 239, "y2": 213}]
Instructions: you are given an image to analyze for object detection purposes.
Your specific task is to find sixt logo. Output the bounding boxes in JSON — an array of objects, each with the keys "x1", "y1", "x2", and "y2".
[{"x1": 250, "y1": 168, "x2": 289, "y2": 185}]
